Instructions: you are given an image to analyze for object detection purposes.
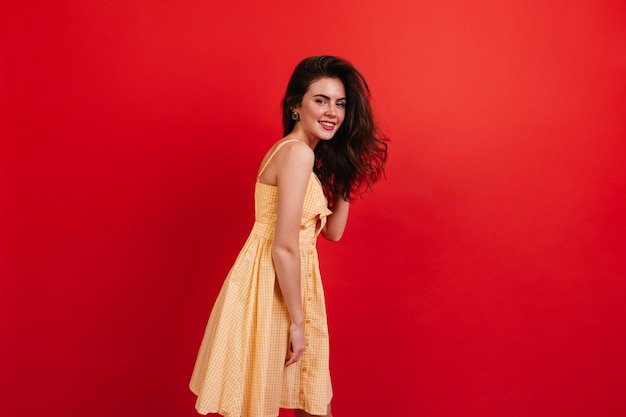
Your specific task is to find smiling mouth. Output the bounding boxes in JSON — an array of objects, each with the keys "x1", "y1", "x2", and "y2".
[{"x1": 319, "y1": 121, "x2": 336, "y2": 129}]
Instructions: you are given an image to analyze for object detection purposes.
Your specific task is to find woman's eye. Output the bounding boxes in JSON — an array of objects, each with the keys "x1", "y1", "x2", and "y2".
[
  {"x1": 316, "y1": 99, "x2": 326, "y2": 104},
  {"x1": 336, "y1": 102, "x2": 346, "y2": 108}
]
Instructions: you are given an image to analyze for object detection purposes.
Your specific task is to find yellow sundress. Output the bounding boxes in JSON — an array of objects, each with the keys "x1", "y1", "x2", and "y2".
[{"x1": 190, "y1": 139, "x2": 333, "y2": 417}]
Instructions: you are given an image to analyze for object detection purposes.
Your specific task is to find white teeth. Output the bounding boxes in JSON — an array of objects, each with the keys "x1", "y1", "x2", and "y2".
[{"x1": 320, "y1": 122, "x2": 334, "y2": 127}]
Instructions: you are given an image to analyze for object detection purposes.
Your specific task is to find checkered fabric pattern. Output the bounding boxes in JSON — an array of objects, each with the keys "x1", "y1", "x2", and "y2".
[{"x1": 190, "y1": 140, "x2": 333, "y2": 417}]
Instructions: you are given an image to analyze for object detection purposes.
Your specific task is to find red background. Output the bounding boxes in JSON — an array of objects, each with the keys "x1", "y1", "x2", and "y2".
[{"x1": 2, "y1": 1, "x2": 625, "y2": 416}]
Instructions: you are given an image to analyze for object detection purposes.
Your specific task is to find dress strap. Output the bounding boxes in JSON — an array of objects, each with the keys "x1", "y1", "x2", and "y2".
[{"x1": 257, "y1": 139, "x2": 302, "y2": 180}]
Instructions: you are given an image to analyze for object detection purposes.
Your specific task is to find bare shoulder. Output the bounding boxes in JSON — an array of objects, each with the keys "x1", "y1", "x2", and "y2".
[
  {"x1": 278, "y1": 140, "x2": 314, "y2": 165},
  {"x1": 258, "y1": 139, "x2": 314, "y2": 185}
]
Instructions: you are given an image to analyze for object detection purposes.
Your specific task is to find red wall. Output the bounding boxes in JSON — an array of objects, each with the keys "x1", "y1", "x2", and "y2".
[{"x1": 2, "y1": 1, "x2": 625, "y2": 416}]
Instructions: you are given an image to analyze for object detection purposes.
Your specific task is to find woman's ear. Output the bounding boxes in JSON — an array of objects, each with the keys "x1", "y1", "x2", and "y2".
[{"x1": 287, "y1": 96, "x2": 301, "y2": 112}]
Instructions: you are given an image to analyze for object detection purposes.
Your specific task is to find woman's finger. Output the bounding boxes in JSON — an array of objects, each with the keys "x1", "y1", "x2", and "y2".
[{"x1": 285, "y1": 346, "x2": 304, "y2": 366}]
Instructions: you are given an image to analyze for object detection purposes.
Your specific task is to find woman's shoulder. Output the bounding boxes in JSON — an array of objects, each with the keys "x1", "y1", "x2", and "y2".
[
  {"x1": 270, "y1": 138, "x2": 314, "y2": 162},
  {"x1": 275, "y1": 137, "x2": 311, "y2": 150},
  {"x1": 257, "y1": 138, "x2": 314, "y2": 183}
]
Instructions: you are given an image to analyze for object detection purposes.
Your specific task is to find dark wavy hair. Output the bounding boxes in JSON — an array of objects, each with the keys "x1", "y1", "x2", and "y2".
[{"x1": 282, "y1": 56, "x2": 388, "y2": 203}]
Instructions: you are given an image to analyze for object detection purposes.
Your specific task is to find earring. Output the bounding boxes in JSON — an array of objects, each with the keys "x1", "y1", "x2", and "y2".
[{"x1": 291, "y1": 111, "x2": 300, "y2": 121}]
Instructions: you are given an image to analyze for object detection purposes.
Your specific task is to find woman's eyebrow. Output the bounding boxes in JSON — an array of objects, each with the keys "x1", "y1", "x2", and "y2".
[{"x1": 313, "y1": 94, "x2": 347, "y2": 100}]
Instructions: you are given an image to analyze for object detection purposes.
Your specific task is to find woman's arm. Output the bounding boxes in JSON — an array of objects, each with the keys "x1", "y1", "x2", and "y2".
[
  {"x1": 270, "y1": 141, "x2": 315, "y2": 366},
  {"x1": 321, "y1": 195, "x2": 350, "y2": 241}
]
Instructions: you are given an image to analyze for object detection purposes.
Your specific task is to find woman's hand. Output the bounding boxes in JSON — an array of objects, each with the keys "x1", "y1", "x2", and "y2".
[{"x1": 285, "y1": 322, "x2": 305, "y2": 366}]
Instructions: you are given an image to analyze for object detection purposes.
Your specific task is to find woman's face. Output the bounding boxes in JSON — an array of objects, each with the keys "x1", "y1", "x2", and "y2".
[{"x1": 292, "y1": 77, "x2": 346, "y2": 143}]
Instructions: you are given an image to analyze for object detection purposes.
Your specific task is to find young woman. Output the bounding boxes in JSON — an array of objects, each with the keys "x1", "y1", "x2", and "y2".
[{"x1": 190, "y1": 56, "x2": 388, "y2": 417}]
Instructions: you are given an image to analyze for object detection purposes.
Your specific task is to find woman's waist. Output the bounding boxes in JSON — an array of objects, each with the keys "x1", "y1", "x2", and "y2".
[{"x1": 251, "y1": 221, "x2": 317, "y2": 246}]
